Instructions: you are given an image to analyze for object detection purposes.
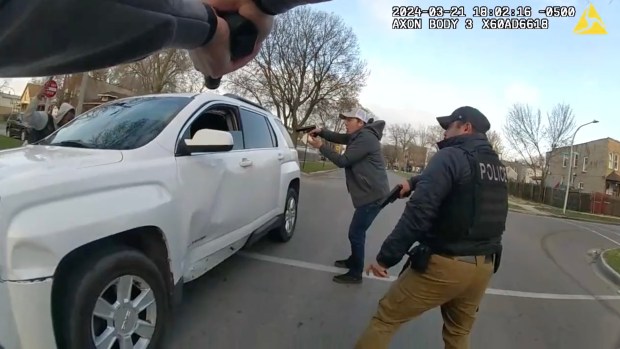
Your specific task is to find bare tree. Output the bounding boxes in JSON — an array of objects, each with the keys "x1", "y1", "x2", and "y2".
[
  {"x1": 224, "y1": 7, "x2": 368, "y2": 145},
  {"x1": 382, "y1": 143, "x2": 398, "y2": 168},
  {"x1": 486, "y1": 130, "x2": 505, "y2": 157},
  {"x1": 0, "y1": 79, "x2": 9, "y2": 91},
  {"x1": 386, "y1": 123, "x2": 417, "y2": 170},
  {"x1": 546, "y1": 103, "x2": 576, "y2": 148},
  {"x1": 425, "y1": 125, "x2": 445, "y2": 150},
  {"x1": 503, "y1": 102, "x2": 575, "y2": 200},
  {"x1": 106, "y1": 49, "x2": 195, "y2": 94}
]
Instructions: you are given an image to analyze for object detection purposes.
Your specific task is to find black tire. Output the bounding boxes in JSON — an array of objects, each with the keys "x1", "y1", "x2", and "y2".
[
  {"x1": 58, "y1": 245, "x2": 169, "y2": 349},
  {"x1": 271, "y1": 186, "x2": 299, "y2": 242}
]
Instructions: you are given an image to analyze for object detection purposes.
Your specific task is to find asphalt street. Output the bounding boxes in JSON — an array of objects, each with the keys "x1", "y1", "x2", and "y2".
[{"x1": 163, "y1": 169, "x2": 620, "y2": 349}]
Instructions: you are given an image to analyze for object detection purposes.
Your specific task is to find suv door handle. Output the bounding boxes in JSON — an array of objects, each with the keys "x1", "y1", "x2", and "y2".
[{"x1": 239, "y1": 158, "x2": 253, "y2": 167}]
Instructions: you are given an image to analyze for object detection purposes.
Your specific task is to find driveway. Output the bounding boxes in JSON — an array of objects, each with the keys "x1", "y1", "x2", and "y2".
[
  {"x1": 163, "y1": 170, "x2": 620, "y2": 349},
  {"x1": 0, "y1": 122, "x2": 6, "y2": 136}
]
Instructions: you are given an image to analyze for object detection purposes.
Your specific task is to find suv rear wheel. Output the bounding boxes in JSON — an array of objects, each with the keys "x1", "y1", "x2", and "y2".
[
  {"x1": 271, "y1": 186, "x2": 298, "y2": 242},
  {"x1": 58, "y1": 245, "x2": 169, "y2": 349}
]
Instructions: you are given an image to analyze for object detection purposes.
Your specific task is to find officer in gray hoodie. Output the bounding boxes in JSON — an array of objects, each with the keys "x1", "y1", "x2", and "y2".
[{"x1": 307, "y1": 108, "x2": 390, "y2": 284}]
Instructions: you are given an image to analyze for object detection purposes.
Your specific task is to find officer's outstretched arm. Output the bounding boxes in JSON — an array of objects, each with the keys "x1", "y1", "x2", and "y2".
[
  {"x1": 318, "y1": 132, "x2": 373, "y2": 168},
  {"x1": 376, "y1": 148, "x2": 465, "y2": 268}
]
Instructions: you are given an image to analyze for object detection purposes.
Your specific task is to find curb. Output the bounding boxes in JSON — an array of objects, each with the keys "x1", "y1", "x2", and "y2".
[
  {"x1": 596, "y1": 250, "x2": 620, "y2": 287},
  {"x1": 508, "y1": 208, "x2": 620, "y2": 226},
  {"x1": 301, "y1": 169, "x2": 339, "y2": 176}
]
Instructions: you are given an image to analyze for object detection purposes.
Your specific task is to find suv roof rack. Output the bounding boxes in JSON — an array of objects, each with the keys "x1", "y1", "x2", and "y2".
[{"x1": 223, "y1": 93, "x2": 269, "y2": 113}]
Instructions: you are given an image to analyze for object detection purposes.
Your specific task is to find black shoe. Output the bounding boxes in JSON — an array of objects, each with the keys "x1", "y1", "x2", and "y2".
[
  {"x1": 332, "y1": 272, "x2": 362, "y2": 284},
  {"x1": 334, "y1": 259, "x2": 351, "y2": 268}
]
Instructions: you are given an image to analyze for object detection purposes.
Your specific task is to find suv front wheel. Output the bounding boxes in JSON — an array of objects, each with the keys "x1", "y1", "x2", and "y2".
[{"x1": 58, "y1": 245, "x2": 169, "y2": 349}]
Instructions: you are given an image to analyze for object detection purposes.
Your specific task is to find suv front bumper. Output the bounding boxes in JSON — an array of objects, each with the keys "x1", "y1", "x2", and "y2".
[{"x1": 0, "y1": 278, "x2": 57, "y2": 349}]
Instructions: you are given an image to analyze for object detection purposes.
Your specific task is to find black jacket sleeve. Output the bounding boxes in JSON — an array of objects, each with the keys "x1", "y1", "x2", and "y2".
[
  {"x1": 0, "y1": 0, "x2": 330, "y2": 77},
  {"x1": 254, "y1": 0, "x2": 331, "y2": 15},
  {"x1": 0, "y1": 0, "x2": 217, "y2": 77},
  {"x1": 408, "y1": 175, "x2": 420, "y2": 191},
  {"x1": 376, "y1": 147, "x2": 468, "y2": 268}
]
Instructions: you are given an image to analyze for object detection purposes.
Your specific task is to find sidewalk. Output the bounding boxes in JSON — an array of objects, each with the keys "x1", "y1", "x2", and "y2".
[
  {"x1": 508, "y1": 196, "x2": 620, "y2": 225},
  {"x1": 508, "y1": 197, "x2": 553, "y2": 216}
]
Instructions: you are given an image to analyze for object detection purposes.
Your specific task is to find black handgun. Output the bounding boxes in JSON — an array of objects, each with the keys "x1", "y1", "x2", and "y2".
[
  {"x1": 295, "y1": 125, "x2": 317, "y2": 134},
  {"x1": 379, "y1": 184, "x2": 403, "y2": 209},
  {"x1": 205, "y1": 11, "x2": 258, "y2": 89}
]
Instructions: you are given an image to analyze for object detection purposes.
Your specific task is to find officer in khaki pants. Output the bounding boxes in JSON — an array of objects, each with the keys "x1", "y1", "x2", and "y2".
[{"x1": 356, "y1": 106, "x2": 508, "y2": 349}]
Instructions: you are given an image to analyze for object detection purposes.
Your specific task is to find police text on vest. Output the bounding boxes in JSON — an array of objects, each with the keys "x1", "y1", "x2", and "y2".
[{"x1": 479, "y1": 163, "x2": 508, "y2": 183}]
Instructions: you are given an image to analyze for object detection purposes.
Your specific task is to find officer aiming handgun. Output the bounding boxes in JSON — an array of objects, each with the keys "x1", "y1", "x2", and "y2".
[
  {"x1": 306, "y1": 108, "x2": 390, "y2": 284},
  {"x1": 356, "y1": 106, "x2": 508, "y2": 349}
]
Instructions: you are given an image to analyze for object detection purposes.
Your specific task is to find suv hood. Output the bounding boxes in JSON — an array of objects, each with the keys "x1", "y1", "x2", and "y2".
[{"x1": 0, "y1": 146, "x2": 123, "y2": 192}]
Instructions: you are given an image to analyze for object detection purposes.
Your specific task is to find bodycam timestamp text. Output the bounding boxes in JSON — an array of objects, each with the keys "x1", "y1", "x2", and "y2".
[{"x1": 390, "y1": 5, "x2": 570, "y2": 30}]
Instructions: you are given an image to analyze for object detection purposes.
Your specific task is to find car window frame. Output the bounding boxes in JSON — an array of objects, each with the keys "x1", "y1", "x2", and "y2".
[
  {"x1": 272, "y1": 117, "x2": 295, "y2": 149},
  {"x1": 174, "y1": 101, "x2": 244, "y2": 156},
  {"x1": 238, "y1": 107, "x2": 278, "y2": 150}
]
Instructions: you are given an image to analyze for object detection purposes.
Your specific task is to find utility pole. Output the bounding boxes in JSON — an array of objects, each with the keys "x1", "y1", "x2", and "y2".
[{"x1": 76, "y1": 72, "x2": 88, "y2": 114}]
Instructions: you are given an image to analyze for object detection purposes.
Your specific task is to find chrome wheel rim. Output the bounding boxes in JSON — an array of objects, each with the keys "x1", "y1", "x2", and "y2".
[
  {"x1": 284, "y1": 196, "x2": 297, "y2": 234},
  {"x1": 91, "y1": 275, "x2": 157, "y2": 349}
]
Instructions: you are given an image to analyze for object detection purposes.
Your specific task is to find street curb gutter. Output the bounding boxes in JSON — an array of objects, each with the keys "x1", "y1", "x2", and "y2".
[
  {"x1": 301, "y1": 169, "x2": 339, "y2": 177},
  {"x1": 596, "y1": 250, "x2": 620, "y2": 287},
  {"x1": 508, "y1": 208, "x2": 620, "y2": 226}
]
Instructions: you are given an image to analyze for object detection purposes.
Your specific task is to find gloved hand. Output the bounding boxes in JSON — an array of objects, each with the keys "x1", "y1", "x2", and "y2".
[{"x1": 190, "y1": 0, "x2": 274, "y2": 79}]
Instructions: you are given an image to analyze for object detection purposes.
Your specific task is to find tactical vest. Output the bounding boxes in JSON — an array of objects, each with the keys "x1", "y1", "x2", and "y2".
[
  {"x1": 429, "y1": 146, "x2": 508, "y2": 255},
  {"x1": 28, "y1": 113, "x2": 56, "y2": 144}
]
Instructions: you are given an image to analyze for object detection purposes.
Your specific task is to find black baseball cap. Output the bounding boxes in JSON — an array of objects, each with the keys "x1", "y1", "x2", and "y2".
[{"x1": 436, "y1": 106, "x2": 491, "y2": 133}]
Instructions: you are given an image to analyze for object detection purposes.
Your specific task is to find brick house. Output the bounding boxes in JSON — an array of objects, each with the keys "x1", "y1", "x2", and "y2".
[
  {"x1": 545, "y1": 137, "x2": 620, "y2": 196},
  {"x1": 58, "y1": 75, "x2": 135, "y2": 112}
]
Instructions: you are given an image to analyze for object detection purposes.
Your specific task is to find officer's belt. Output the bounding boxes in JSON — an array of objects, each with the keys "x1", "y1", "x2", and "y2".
[{"x1": 438, "y1": 254, "x2": 494, "y2": 264}]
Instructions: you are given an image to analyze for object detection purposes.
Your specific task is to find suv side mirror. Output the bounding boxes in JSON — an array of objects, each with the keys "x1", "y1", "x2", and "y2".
[{"x1": 184, "y1": 129, "x2": 234, "y2": 153}]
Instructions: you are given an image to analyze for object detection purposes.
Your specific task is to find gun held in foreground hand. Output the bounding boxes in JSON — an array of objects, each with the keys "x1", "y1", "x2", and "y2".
[{"x1": 379, "y1": 184, "x2": 404, "y2": 209}]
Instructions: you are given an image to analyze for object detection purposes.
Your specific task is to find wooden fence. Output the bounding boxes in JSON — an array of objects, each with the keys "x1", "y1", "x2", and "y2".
[{"x1": 508, "y1": 181, "x2": 620, "y2": 217}]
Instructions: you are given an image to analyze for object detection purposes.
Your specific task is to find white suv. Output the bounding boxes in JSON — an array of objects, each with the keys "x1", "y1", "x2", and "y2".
[{"x1": 0, "y1": 92, "x2": 301, "y2": 349}]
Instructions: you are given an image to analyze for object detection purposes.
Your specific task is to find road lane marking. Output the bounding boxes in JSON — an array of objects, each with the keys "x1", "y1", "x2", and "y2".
[
  {"x1": 586, "y1": 222, "x2": 620, "y2": 238},
  {"x1": 238, "y1": 251, "x2": 620, "y2": 301},
  {"x1": 558, "y1": 219, "x2": 620, "y2": 246}
]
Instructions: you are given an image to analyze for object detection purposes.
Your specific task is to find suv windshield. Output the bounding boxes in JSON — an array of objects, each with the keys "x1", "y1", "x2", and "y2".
[{"x1": 40, "y1": 96, "x2": 191, "y2": 150}]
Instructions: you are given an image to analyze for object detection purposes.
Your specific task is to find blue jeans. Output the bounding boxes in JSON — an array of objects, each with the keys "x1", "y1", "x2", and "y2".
[{"x1": 347, "y1": 201, "x2": 382, "y2": 277}]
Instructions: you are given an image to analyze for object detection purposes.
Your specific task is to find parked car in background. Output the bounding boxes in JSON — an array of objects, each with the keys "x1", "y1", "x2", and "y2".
[
  {"x1": 5, "y1": 113, "x2": 27, "y2": 141},
  {"x1": 0, "y1": 92, "x2": 301, "y2": 349}
]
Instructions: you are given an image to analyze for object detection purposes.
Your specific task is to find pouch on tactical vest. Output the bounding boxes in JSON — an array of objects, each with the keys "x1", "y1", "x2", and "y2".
[
  {"x1": 429, "y1": 145, "x2": 508, "y2": 256},
  {"x1": 464, "y1": 147, "x2": 508, "y2": 241}
]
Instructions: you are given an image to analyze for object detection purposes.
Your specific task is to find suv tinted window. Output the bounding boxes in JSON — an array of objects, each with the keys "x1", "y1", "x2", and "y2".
[
  {"x1": 42, "y1": 96, "x2": 190, "y2": 150},
  {"x1": 273, "y1": 118, "x2": 295, "y2": 149},
  {"x1": 240, "y1": 109, "x2": 275, "y2": 149}
]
